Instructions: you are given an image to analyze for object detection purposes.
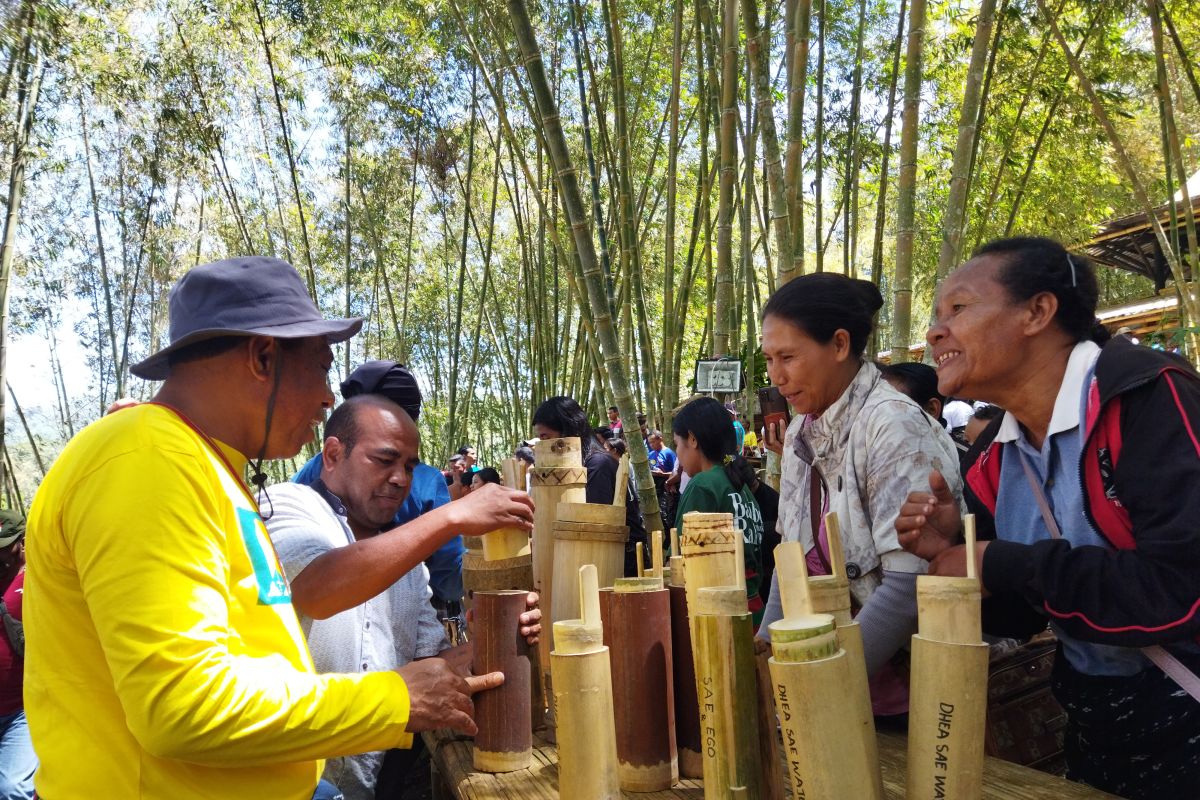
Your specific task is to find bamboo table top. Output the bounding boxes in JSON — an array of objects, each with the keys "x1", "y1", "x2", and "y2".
[{"x1": 423, "y1": 728, "x2": 1117, "y2": 799}]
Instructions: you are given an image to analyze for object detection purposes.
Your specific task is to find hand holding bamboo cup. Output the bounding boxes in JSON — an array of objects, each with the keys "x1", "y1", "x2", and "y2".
[
  {"x1": 550, "y1": 565, "x2": 620, "y2": 800},
  {"x1": 906, "y1": 514, "x2": 989, "y2": 800},
  {"x1": 481, "y1": 458, "x2": 533, "y2": 562}
]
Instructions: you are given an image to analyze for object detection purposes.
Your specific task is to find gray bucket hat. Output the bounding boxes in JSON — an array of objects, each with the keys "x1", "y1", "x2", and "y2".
[{"x1": 131, "y1": 256, "x2": 363, "y2": 381}]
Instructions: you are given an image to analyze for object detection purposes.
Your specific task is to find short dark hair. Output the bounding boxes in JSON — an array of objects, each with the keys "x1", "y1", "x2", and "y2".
[
  {"x1": 475, "y1": 467, "x2": 501, "y2": 485},
  {"x1": 513, "y1": 446, "x2": 535, "y2": 465},
  {"x1": 606, "y1": 438, "x2": 627, "y2": 457},
  {"x1": 532, "y1": 396, "x2": 594, "y2": 456},
  {"x1": 608, "y1": 405, "x2": 619, "y2": 413},
  {"x1": 879, "y1": 362, "x2": 943, "y2": 408},
  {"x1": 324, "y1": 394, "x2": 406, "y2": 454},
  {"x1": 762, "y1": 273, "x2": 883, "y2": 358},
  {"x1": 458, "y1": 445, "x2": 475, "y2": 456},
  {"x1": 972, "y1": 404, "x2": 1005, "y2": 423},
  {"x1": 672, "y1": 396, "x2": 748, "y2": 489},
  {"x1": 648, "y1": 429, "x2": 663, "y2": 440},
  {"x1": 971, "y1": 236, "x2": 1108, "y2": 344},
  {"x1": 165, "y1": 334, "x2": 309, "y2": 369}
]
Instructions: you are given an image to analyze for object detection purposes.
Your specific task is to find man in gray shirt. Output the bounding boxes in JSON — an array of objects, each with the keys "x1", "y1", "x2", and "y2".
[{"x1": 266, "y1": 394, "x2": 540, "y2": 799}]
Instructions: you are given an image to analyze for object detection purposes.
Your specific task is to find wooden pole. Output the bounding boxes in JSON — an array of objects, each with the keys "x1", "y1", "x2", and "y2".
[
  {"x1": 768, "y1": 613, "x2": 882, "y2": 799},
  {"x1": 599, "y1": 583, "x2": 678, "y2": 791},
  {"x1": 906, "y1": 514, "x2": 988, "y2": 800},
  {"x1": 471, "y1": 590, "x2": 533, "y2": 772},
  {"x1": 551, "y1": 565, "x2": 621, "y2": 800},
  {"x1": 691, "y1": 586, "x2": 762, "y2": 799}
]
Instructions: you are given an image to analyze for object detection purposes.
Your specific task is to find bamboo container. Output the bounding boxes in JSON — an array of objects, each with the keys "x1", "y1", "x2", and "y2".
[
  {"x1": 771, "y1": 514, "x2": 884, "y2": 800},
  {"x1": 471, "y1": 590, "x2": 532, "y2": 772},
  {"x1": 669, "y1": 581, "x2": 702, "y2": 778},
  {"x1": 599, "y1": 580, "x2": 677, "y2": 791},
  {"x1": 680, "y1": 512, "x2": 742, "y2": 614},
  {"x1": 691, "y1": 586, "x2": 762, "y2": 799},
  {"x1": 906, "y1": 515, "x2": 988, "y2": 800},
  {"x1": 550, "y1": 507, "x2": 628, "y2": 627},
  {"x1": 482, "y1": 459, "x2": 533, "y2": 561},
  {"x1": 551, "y1": 565, "x2": 621, "y2": 800},
  {"x1": 753, "y1": 650, "x2": 785, "y2": 800},
  {"x1": 530, "y1": 437, "x2": 587, "y2": 627},
  {"x1": 462, "y1": 551, "x2": 534, "y2": 600},
  {"x1": 768, "y1": 614, "x2": 882, "y2": 800}
]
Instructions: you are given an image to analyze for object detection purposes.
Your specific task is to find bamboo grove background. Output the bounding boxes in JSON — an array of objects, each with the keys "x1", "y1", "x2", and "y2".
[{"x1": 0, "y1": 0, "x2": 1196, "y2": 510}]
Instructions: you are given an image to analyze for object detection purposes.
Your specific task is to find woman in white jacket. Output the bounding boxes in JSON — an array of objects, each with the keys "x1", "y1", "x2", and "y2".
[{"x1": 758, "y1": 273, "x2": 963, "y2": 718}]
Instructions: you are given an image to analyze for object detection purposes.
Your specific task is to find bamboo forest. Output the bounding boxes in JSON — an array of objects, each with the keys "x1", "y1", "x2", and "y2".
[{"x1": 1, "y1": 0, "x2": 1198, "y2": 508}]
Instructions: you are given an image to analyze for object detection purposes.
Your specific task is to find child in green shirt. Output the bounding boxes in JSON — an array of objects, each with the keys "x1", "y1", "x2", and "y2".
[{"x1": 672, "y1": 397, "x2": 765, "y2": 626}]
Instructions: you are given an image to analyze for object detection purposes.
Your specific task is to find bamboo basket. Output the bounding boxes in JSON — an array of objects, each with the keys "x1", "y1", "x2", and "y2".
[
  {"x1": 599, "y1": 583, "x2": 677, "y2": 791},
  {"x1": 691, "y1": 586, "x2": 762, "y2": 799},
  {"x1": 471, "y1": 590, "x2": 532, "y2": 772}
]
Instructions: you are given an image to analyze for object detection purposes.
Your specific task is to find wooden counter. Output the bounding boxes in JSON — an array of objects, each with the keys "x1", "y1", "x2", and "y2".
[{"x1": 423, "y1": 727, "x2": 1116, "y2": 799}]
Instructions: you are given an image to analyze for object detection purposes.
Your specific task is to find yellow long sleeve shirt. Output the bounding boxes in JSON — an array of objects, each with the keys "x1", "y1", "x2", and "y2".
[{"x1": 25, "y1": 404, "x2": 414, "y2": 799}]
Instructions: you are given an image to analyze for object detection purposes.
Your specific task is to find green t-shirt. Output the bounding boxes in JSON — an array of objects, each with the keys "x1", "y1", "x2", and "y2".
[{"x1": 675, "y1": 466, "x2": 764, "y2": 624}]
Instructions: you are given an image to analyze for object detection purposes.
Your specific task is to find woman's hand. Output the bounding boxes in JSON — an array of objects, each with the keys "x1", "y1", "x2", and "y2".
[
  {"x1": 895, "y1": 469, "x2": 962, "y2": 561},
  {"x1": 763, "y1": 420, "x2": 786, "y2": 456},
  {"x1": 929, "y1": 543, "x2": 992, "y2": 596}
]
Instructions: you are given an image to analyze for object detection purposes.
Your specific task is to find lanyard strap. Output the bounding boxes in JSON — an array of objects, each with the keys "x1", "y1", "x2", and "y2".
[{"x1": 1016, "y1": 447, "x2": 1200, "y2": 702}]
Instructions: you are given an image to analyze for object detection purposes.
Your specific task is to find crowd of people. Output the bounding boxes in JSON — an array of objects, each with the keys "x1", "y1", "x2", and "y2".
[{"x1": 0, "y1": 235, "x2": 1195, "y2": 800}]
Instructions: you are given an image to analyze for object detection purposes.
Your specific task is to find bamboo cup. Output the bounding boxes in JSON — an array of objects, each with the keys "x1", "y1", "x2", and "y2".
[
  {"x1": 599, "y1": 582, "x2": 677, "y2": 791},
  {"x1": 530, "y1": 437, "x2": 587, "y2": 643},
  {"x1": 691, "y1": 586, "x2": 762, "y2": 799},
  {"x1": 680, "y1": 512, "x2": 742, "y2": 615},
  {"x1": 551, "y1": 565, "x2": 621, "y2": 800},
  {"x1": 482, "y1": 460, "x2": 533, "y2": 561},
  {"x1": 768, "y1": 614, "x2": 882, "y2": 800},
  {"x1": 669, "y1": 527, "x2": 685, "y2": 588},
  {"x1": 471, "y1": 590, "x2": 532, "y2": 772},
  {"x1": 551, "y1": 505, "x2": 628, "y2": 628},
  {"x1": 906, "y1": 514, "x2": 988, "y2": 800}
]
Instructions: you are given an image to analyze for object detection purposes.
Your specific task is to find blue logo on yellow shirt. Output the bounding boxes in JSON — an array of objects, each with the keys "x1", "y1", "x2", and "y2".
[{"x1": 236, "y1": 507, "x2": 292, "y2": 605}]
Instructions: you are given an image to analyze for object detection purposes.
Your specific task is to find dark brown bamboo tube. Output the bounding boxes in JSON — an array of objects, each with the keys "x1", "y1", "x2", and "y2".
[
  {"x1": 669, "y1": 583, "x2": 702, "y2": 778},
  {"x1": 471, "y1": 590, "x2": 532, "y2": 772},
  {"x1": 599, "y1": 585, "x2": 677, "y2": 791}
]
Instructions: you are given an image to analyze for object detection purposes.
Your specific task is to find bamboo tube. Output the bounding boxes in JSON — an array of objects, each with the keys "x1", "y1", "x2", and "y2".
[
  {"x1": 484, "y1": 459, "x2": 532, "y2": 560},
  {"x1": 614, "y1": 453, "x2": 630, "y2": 506},
  {"x1": 599, "y1": 583, "x2": 677, "y2": 791},
  {"x1": 636, "y1": 541, "x2": 645, "y2": 577},
  {"x1": 530, "y1": 437, "x2": 587, "y2": 638},
  {"x1": 558, "y1": 501, "x2": 626, "y2": 526},
  {"x1": 669, "y1": 582, "x2": 702, "y2": 778},
  {"x1": 551, "y1": 566, "x2": 621, "y2": 800},
  {"x1": 651, "y1": 530, "x2": 664, "y2": 579},
  {"x1": 471, "y1": 590, "x2": 532, "y2": 772},
  {"x1": 753, "y1": 650, "x2": 785, "y2": 800},
  {"x1": 680, "y1": 512, "x2": 741, "y2": 614},
  {"x1": 768, "y1": 615, "x2": 882, "y2": 800},
  {"x1": 668, "y1": 527, "x2": 685, "y2": 588},
  {"x1": 691, "y1": 586, "x2": 762, "y2": 799},
  {"x1": 732, "y1": 528, "x2": 746, "y2": 591},
  {"x1": 462, "y1": 551, "x2": 533, "y2": 600},
  {"x1": 906, "y1": 515, "x2": 988, "y2": 800},
  {"x1": 551, "y1": 524, "x2": 628, "y2": 626}
]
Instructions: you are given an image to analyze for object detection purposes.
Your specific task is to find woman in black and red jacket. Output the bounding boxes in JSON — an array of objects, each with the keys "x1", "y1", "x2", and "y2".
[{"x1": 895, "y1": 237, "x2": 1200, "y2": 800}]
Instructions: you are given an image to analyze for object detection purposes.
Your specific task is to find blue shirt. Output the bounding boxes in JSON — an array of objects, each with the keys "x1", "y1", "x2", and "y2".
[
  {"x1": 992, "y1": 342, "x2": 1145, "y2": 677},
  {"x1": 648, "y1": 446, "x2": 677, "y2": 474},
  {"x1": 292, "y1": 454, "x2": 465, "y2": 603},
  {"x1": 733, "y1": 420, "x2": 745, "y2": 454}
]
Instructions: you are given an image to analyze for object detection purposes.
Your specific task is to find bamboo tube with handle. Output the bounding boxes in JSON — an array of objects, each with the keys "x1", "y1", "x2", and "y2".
[
  {"x1": 906, "y1": 514, "x2": 989, "y2": 800},
  {"x1": 768, "y1": 613, "x2": 882, "y2": 799},
  {"x1": 482, "y1": 458, "x2": 533, "y2": 561},
  {"x1": 551, "y1": 565, "x2": 620, "y2": 800},
  {"x1": 471, "y1": 590, "x2": 532, "y2": 772},
  {"x1": 692, "y1": 586, "x2": 762, "y2": 799}
]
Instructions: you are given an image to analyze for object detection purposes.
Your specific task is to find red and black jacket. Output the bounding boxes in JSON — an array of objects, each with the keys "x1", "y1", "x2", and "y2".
[{"x1": 964, "y1": 337, "x2": 1200, "y2": 650}]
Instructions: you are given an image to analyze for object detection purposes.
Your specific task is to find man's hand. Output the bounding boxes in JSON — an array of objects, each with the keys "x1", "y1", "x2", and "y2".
[
  {"x1": 895, "y1": 469, "x2": 962, "y2": 561},
  {"x1": 446, "y1": 483, "x2": 535, "y2": 537},
  {"x1": 928, "y1": 543, "x2": 992, "y2": 596},
  {"x1": 396, "y1": 657, "x2": 503, "y2": 735},
  {"x1": 763, "y1": 420, "x2": 786, "y2": 456},
  {"x1": 466, "y1": 591, "x2": 542, "y2": 646}
]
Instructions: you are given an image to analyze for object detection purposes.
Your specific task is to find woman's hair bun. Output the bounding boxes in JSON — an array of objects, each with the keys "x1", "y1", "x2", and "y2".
[{"x1": 851, "y1": 279, "x2": 884, "y2": 316}]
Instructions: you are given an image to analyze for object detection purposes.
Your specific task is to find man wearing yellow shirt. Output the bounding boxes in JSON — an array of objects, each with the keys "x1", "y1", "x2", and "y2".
[{"x1": 24, "y1": 257, "x2": 518, "y2": 799}]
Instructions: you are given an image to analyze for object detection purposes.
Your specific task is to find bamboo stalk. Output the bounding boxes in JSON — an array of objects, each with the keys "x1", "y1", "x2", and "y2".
[{"x1": 472, "y1": 590, "x2": 533, "y2": 772}]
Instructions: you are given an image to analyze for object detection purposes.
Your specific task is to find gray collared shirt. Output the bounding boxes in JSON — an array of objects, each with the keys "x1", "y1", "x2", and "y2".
[{"x1": 264, "y1": 480, "x2": 448, "y2": 800}]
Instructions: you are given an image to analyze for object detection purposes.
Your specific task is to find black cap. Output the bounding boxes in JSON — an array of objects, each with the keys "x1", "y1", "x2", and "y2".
[{"x1": 340, "y1": 360, "x2": 422, "y2": 421}]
